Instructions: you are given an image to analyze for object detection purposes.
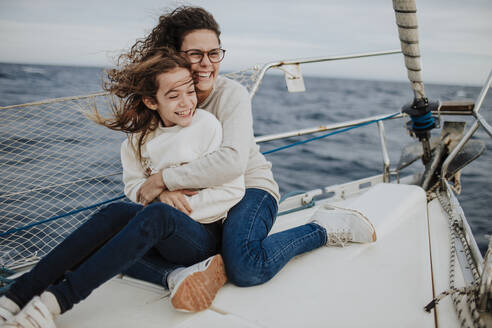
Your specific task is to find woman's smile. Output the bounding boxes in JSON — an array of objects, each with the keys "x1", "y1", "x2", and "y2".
[{"x1": 180, "y1": 29, "x2": 221, "y2": 104}]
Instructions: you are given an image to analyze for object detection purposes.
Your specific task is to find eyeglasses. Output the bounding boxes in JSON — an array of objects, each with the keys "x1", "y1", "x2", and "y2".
[{"x1": 179, "y1": 48, "x2": 226, "y2": 64}]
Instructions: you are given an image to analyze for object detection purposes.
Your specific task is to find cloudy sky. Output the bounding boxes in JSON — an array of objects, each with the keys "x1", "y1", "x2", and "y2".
[{"x1": 0, "y1": 0, "x2": 491, "y2": 85}]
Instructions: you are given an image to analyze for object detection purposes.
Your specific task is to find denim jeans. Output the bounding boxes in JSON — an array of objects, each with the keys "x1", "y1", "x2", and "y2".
[
  {"x1": 66, "y1": 189, "x2": 327, "y2": 291},
  {"x1": 6, "y1": 201, "x2": 222, "y2": 313},
  {"x1": 222, "y1": 188, "x2": 327, "y2": 286}
]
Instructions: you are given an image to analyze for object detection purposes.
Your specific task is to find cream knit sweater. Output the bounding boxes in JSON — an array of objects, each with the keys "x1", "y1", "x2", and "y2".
[{"x1": 121, "y1": 109, "x2": 245, "y2": 223}]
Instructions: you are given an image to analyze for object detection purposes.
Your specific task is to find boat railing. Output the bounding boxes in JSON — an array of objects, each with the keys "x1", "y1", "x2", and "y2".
[
  {"x1": 235, "y1": 50, "x2": 403, "y2": 183},
  {"x1": 245, "y1": 49, "x2": 402, "y2": 99},
  {"x1": 242, "y1": 50, "x2": 488, "y2": 183},
  {"x1": 441, "y1": 70, "x2": 492, "y2": 184}
]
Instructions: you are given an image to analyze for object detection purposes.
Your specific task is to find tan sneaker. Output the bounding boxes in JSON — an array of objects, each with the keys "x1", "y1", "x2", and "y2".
[
  {"x1": 310, "y1": 203, "x2": 377, "y2": 247},
  {"x1": 168, "y1": 254, "x2": 227, "y2": 312}
]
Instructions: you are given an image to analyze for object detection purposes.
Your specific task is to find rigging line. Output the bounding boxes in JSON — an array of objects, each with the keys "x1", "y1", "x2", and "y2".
[
  {"x1": 0, "y1": 195, "x2": 125, "y2": 238},
  {"x1": 1, "y1": 172, "x2": 122, "y2": 198},
  {"x1": 261, "y1": 112, "x2": 399, "y2": 155},
  {"x1": 0, "y1": 92, "x2": 109, "y2": 110}
]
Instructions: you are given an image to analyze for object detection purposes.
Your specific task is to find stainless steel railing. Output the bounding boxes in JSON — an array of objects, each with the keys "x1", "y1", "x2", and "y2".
[{"x1": 441, "y1": 70, "x2": 492, "y2": 184}]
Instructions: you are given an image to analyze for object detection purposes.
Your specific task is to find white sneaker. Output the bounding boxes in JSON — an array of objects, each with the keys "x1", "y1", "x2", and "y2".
[
  {"x1": 168, "y1": 254, "x2": 227, "y2": 312},
  {"x1": 0, "y1": 296, "x2": 20, "y2": 324},
  {"x1": 309, "y1": 203, "x2": 377, "y2": 247},
  {"x1": 11, "y1": 296, "x2": 57, "y2": 328}
]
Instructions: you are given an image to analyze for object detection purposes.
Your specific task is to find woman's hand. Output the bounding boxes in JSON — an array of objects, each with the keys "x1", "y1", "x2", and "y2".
[
  {"x1": 158, "y1": 190, "x2": 198, "y2": 215},
  {"x1": 136, "y1": 172, "x2": 166, "y2": 205}
]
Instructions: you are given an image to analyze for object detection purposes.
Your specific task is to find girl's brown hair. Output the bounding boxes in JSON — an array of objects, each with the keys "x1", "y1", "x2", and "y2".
[
  {"x1": 125, "y1": 6, "x2": 221, "y2": 64},
  {"x1": 94, "y1": 48, "x2": 191, "y2": 163}
]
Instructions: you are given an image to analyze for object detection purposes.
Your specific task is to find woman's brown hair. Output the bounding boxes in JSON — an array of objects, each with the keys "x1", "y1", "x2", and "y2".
[
  {"x1": 125, "y1": 6, "x2": 221, "y2": 64},
  {"x1": 93, "y1": 48, "x2": 191, "y2": 163}
]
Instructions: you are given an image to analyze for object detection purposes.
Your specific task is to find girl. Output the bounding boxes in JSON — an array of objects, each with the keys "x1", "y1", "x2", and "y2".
[{"x1": 0, "y1": 48, "x2": 244, "y2": 327}]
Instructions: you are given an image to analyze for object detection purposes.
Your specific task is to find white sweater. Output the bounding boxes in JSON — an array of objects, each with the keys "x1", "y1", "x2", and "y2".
[
  {"x1": 121, "y1": 109, "x2": 245, "y2": 223},
  {"x1": 161, "y1": 76, "x2": 280, "y2": 202}
]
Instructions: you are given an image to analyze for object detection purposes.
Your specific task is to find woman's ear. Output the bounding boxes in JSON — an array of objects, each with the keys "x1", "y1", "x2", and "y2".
[{"x1": 142, "y1": 96, "x2": 158, "y2": 110}]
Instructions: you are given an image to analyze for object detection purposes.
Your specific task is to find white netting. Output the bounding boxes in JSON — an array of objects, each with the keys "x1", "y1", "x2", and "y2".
[
  {"x1": 223, "y1": 65, "x2": 262, "y2": 96},
  {"x1": 0, "y1": 93, "x2": 126, "y2": 270},
  {"x1": 0, "y1": 71, "x2": 261, "y2": 271}
]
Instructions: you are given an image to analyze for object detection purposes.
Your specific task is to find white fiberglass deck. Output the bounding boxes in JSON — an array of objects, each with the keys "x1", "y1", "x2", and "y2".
[{"x1": 57, "y1": 183, "x2": 441, "y2": 327}]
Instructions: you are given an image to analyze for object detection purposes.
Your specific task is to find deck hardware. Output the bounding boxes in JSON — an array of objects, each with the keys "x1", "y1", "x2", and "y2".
[{"x1": 377, "y1": 121, "x2": 391, "y2": 182}]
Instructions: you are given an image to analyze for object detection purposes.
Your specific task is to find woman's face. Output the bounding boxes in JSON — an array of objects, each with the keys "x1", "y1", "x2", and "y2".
[{"x1": 180, "y1": 29, "x2": 221, "y2": 102}]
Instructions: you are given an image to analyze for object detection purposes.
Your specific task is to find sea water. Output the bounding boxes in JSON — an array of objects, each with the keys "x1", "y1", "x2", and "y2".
[{"x1": 0, "y1": 62, "x2": 490, "y2": 254}]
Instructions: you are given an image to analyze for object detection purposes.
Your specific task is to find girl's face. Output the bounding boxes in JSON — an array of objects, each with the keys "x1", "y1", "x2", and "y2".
[
  {"x1": 144, "y1": 67, "x2": 197, "y2": 127},
  {"x1": 180, "y1": 29, "x2": 221, "y2": 103}
]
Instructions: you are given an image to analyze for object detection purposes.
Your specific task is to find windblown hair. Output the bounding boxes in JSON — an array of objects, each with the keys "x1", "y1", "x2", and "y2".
[
  {"x1": 93, "y1": 48, "x2": 191, "y2": 163},
  {"x1": 124, "y1": 6, "x2": 221, "y2": 64}
]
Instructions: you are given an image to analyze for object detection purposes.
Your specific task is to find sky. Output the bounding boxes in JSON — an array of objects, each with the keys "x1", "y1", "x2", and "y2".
[{"x1": 0, "y1": 0, "x2": 491, "y2": 86}]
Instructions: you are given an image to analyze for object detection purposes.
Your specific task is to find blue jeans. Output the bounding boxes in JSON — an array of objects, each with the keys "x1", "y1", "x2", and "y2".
[
  {"x1": 222, "y1": 188, "x2": 327, "y2": 286},
  {"x1": 6, "y1": 201, "x2": 222, "y2": 313},
  {"x1": 85, "y1": 189, "x2": 326, "y2": 289}
]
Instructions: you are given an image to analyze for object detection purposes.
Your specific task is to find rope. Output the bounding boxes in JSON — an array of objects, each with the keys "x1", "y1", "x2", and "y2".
[
  {"x1": 222, "y1": 66, "x2": 261, "y2": 94},
  {"x1": 433, "y1": 189, "x2": 486, "y2": 328},
  {"x1": 261, "y1": 113, "x2": 399, "y2": 155},
  {"x1": 424, "y1": 286, "x2": 477, "y2": 312},
  {"x1": 392, "y1": 0, "x2": 425, "y2": 99},
  {"x1": 1, "y1": 172, "x2": 122, "y2": 198},
  {"x1": 0, "y1": 195, "x2": 125, "y2": 238},
  {"x1": 409, "y1": 110, "x2": 435, "y2": 131},
  {"x1": 0, "y1": 92, "x2": 109, "y2": 110}
]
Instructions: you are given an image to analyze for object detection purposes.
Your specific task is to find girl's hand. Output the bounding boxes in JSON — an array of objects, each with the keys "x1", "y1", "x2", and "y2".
[
  {"x1": 136, "y1": 172, "x2": 166, "y2": 205},
  {"x1": 158, "y1": 190, "x2": 198, "y2": 215}
]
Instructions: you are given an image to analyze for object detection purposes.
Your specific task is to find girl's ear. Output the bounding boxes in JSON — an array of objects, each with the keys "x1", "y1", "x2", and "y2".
[{"x1": 142, "y1": 96, "x2": 158, "y2": 110}]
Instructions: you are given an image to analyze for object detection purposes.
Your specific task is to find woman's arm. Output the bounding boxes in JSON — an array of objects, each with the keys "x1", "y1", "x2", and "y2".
[
  {"x1": 170, "y1": 112, "x2": 246, "y2": 222},
  {"x1": 123, "y1": 140, "x2": 195, "y2": 206},
  {"x1": 161, "y1": 82, "x2": 252, "y2": 190}
]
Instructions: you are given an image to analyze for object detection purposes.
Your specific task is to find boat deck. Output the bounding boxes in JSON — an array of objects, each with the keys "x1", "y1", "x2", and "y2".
[{"x1": 56, "y1": 183, "x2": 463, "y2": 327}]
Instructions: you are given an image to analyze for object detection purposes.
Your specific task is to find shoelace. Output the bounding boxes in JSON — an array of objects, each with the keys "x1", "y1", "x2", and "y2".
[{"x1": 326, "y1": 230, "x2": 353, "y2": 247}]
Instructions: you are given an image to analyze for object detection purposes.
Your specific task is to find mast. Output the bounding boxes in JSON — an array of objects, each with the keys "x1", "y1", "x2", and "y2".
[{"x1": 392, "y1": 0, "x2": 438, "y2": 164}]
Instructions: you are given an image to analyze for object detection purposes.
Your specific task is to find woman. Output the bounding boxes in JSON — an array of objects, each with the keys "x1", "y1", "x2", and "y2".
[{"x1": 132, "y1": 6, "x2": 376, "y2": 289}]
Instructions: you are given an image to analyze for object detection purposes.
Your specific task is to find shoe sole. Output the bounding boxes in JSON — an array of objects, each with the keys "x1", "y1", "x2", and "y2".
[{"x1": 171, "y1": 254, "x2": 227, "y2": 312}]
